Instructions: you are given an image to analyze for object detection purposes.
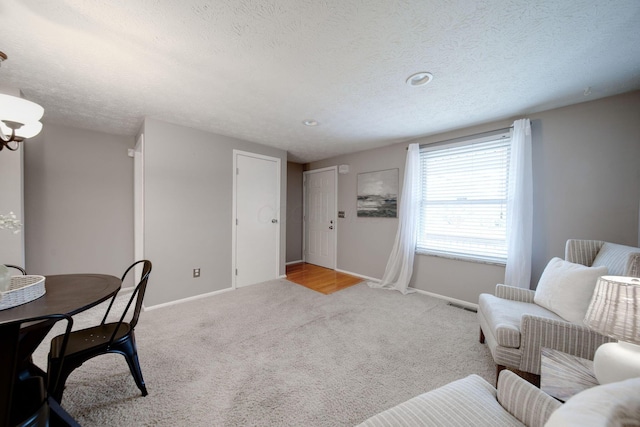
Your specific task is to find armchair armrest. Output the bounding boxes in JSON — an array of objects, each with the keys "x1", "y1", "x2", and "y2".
[
  {"x1": 497, "y1": 370, "x2": 561, "y2": 427},
  {"x1": 495, "y1": 284, "x2": 535, "y2": 303},
  {"x1": 565, "y1": 239, "x2": 604, "y2": 266},
  {"x1": 519, "y1": 314, "x2": 614, "y2": 375}
]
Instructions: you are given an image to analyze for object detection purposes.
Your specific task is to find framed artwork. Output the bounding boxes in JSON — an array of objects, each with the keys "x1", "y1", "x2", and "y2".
[{"x1": 357, "y1": 168, "x2": 399, "y2": 218}]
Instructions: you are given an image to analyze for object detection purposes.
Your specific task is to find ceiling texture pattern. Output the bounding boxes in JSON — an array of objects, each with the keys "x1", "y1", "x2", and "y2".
[{"x1": 1, "y1": 0, "x2": 639, "y2": 162}]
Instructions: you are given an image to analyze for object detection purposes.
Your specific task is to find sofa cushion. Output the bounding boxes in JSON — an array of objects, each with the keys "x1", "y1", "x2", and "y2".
[
  {"x1": 591, "y1": 242, "x2": 640, "y2": 276},
  {"x1": 533, "y1": 258, "x2": 607, "y2": 324},
  {"x1": 479, "y1": 294, "x2": 563, "y2": 348},
  {"x1": 545, "y1": 377, "x2": 640, "y2": 427},
  {"x1": 357, "y1": 374, "x2": 524, "y2": 427}
]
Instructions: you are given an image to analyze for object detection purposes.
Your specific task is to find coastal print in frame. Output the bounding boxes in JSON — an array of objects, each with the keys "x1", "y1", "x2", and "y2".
[{"x1": 357, "y1": 168, "x2": 399, "y2": 218}]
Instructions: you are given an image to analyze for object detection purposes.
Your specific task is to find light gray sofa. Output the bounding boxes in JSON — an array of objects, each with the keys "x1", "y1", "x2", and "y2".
[
  {"x1": 478, "y1": 239, "x2": 640, "y2": 384},
  {"x1": 356, "y1": 370, "x2": 640, "y2": 427}
]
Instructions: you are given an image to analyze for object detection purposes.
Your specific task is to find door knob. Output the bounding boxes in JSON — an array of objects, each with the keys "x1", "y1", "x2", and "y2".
[
  {"x1": 272, "y1": 219, "x2": 278, "y2": 223},
  {"x1": 329, "y1": 226, "x2": 333, "y2": 230}
]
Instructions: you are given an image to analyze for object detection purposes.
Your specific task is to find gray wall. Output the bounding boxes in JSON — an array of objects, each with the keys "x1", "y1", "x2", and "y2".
[
  {"x1": 24, "y1": 123, "x2": 135, "y2": 278},
  {"x1": 308, "y1": 91, "x2": 640, "y2": 304},
  {"x1": 142, "y1": 118, "x2": 287, "y2": 307},
  {"x1": 0, "y1": 87, "x2": 25, "y2": 267},
  {"x1": 286, "y1": 162, "x2": 304, "y2": 263},
  {"x1": 0, "y1": 144, "x2": 24, "y2": 266}
]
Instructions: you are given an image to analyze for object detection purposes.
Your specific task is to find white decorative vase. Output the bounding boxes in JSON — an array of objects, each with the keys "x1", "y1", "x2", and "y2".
[{"x1": 0, "y1": 264, "x2": 11, "y2": 292}]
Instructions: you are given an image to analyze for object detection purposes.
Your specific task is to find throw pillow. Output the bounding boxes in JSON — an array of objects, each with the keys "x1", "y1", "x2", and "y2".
[
  {"x1": 592, "y1": 242, "x2": 640, "y2": 276},
  {"x1": 533, "y1": 258, "x2": 607, "y2": 324}
]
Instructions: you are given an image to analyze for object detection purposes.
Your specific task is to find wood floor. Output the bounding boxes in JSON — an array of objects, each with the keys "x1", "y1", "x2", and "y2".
[{"x1": 286, "y1": 263, "x2": 362, "y2": 295}]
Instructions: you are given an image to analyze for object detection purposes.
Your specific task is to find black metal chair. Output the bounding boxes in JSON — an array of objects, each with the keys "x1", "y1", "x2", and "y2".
[
  {"x1": 48, "y1": 260, "x2": 152, "y2": 402},
  {"x1": 4, "y1": 313, "x2": 75, "y2": 427},
  {"x1": 4, "y1": 264, "x2": 26, "y2": 275}
]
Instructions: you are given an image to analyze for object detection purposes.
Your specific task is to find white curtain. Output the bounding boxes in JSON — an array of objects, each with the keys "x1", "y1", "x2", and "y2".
[
  {"x1": 505, "y1": 119, "x2": 533, "y2": 288},
  {"x1": 368, "y1": 143, "x2": 421, "y2": 294}
]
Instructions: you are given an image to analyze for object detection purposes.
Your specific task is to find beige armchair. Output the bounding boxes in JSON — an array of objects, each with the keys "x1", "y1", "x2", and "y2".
[
  {"x1": 357, "y1": 370, "x2": 640, "y2": 427},
  {"x1": 478, "y1": 239, "x2": 640, "y2": 384},
  {"x1": 357, "y1": 370, "x2": 560, "y2": 427}
]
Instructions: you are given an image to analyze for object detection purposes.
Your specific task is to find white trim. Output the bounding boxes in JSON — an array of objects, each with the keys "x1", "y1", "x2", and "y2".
[
  {"x1": 285, "y1": 260, "x2": 304, "y2": 266},
  {"x1": 133, "y1": 133, "x2": 145, "y2": 284},
  {"x1": 232, "y1": 150, "x2": 281, "y2": 289},
  {"x1": 278, "y1": 274, "x2": 287, "y2": 279},
  {"x1": 144, "y1": 287, "x2": 234, "y2": 311},
  {"x1": 335, "y1": 268, "x2": 380, "y2": 283},
  {"x1": 415, "y1": 250, "x2": 506, "y2": 267},
  {"x1": 306, "y1": 165, "x2": 339, "y2": 174},
  {"x1": 410, "y1": 288, "x2": 479, "y2": 310},
  {"x1": 303, "y1": 166, "x2": 338, "y2": 270}
]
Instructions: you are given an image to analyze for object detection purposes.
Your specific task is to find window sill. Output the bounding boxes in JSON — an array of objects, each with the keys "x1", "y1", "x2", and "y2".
[{"x1": 415, "y1": 249, "x2": 506, "y2": 267}]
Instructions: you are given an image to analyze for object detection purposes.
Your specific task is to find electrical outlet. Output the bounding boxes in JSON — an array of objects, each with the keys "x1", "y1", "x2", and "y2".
[{"x1": 193, "y1": 268, "x2": 200, "y2": 278}]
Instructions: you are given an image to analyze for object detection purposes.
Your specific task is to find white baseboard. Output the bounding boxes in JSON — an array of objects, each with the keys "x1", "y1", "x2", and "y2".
[
  {"x1": 331, "y1": 269, "x2": 478, "y2": 310},
  {"x1": 410, "y1": 288, "x2": 478, "y2": 310},
  {"x1": 144, "y1": 287, "x2": 234, "y2": 311},
  {"x1": 118, "y1": 286, "x2": 135, "y2": 296},
  {"x1": 285, "y1": 260, "x2": 304, "y2": 265},
  {"x1": 335, "y1": 269, "x2": 380, "y2": 283},
  {"x1": 278, "y1": 274, "x2": 287, "y2": 279}
]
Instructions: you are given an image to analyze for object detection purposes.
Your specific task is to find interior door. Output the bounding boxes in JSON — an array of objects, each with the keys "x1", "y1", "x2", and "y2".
[
  {"x1": 233, "y1": 151, "x2": 280, "y2": 288},
  {"x1": 304, "y1": 168, "x2": 336, "y2": 269}
]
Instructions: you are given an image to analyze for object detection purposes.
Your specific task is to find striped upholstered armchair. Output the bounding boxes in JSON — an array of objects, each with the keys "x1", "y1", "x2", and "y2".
[
  {"x1": 358, "y1": 370, "x2": 640, "y2": 426},
  {"x1": 478, "y1": 239, "x2": 640, "y2": 385}
]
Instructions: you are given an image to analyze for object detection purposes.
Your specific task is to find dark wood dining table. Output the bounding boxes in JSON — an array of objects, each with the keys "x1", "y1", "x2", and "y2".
[{"x1": 0, "y1": 274, "x2": 121, "y2": 426}]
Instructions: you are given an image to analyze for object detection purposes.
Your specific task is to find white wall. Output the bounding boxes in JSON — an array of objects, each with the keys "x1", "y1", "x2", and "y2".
[
  {"x1": 308, "y1": 91, "x2": 640, "y2": 304},
  {"x1": 141, "y1": 118, "x2": 288, "y2": 307},
  {"x1": 24, "y1": 123, "x2": 135, "y2": 277},
  {"x1": 0, "y1": 144, "x2": 24, "y2": 266}
]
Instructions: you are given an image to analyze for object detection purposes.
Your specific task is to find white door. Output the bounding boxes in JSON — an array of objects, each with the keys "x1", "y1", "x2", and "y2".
[
  {"x1": 304, "y1": 168, "x2": 336, "y2": 269},
  {"x1": 233, "y1": 151, "x2": 280, "y2": 288}
]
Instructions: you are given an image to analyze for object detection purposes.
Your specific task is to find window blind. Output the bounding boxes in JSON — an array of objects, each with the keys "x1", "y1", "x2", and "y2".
[{"x1": 417, "y1": 135, "x2": 511, "y2": 263}]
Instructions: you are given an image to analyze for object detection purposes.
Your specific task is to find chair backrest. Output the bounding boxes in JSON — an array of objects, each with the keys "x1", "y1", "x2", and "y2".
[
  {"x1": 3, "y1": 264, "x2": 26, "y2": 275},
  {"x1": 100, "y1": 260, "x2": 152, "y2": 344},
  {"x1": 565, "y1": 239, "x2": 640, "y2": 277}
]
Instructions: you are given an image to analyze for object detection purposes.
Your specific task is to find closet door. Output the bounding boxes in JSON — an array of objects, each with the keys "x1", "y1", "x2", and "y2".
[{"x1": 233, "y1": 151, "x2": 280, "y2": 287}]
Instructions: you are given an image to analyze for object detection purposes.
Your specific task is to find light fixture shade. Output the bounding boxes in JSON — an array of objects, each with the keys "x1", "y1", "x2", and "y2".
[
  {"x1": 0, "y1": 93, "x2": 44, "y2": 141},
  {"x1": 584, "y1": 276, "x2": 640, "y2": 344},
  {"x1": 0, "y1": 93, "x2": 44, "y2": 122}
]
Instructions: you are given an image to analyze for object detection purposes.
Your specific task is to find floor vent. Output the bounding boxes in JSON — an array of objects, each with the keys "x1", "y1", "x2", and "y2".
[{"x1": 447, "y1": 302, "x2": 477, "y2": 313}]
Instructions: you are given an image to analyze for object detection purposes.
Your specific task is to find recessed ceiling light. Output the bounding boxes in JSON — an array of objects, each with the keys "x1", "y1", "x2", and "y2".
[
  {"x1": 406, "y1": 72, "x2": 433, "y2": 87},
  {"x1": 302, "y1": 119, "x2": 319, "y2": 126}
]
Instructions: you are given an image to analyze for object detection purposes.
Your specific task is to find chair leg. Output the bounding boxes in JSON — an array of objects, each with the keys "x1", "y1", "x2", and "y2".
[
  {"x1": 113, "y1": 337, "x2": 148, "y2": 397},
  {"x1": 123, "y1": 352, "x2": 148, "y2": 396},
  {"x1": 479, "y1": 327, "x2": 485, "y2": 344},
  {"x1": 48, "y1": 357, "x2": 78, "y2": 403}
]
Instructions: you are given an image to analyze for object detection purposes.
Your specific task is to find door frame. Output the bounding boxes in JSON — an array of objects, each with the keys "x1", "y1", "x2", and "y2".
[
  {"x1": 303, "y1": 166, "x2": 338, "y2": 270},
  {"x1": 231, "y1": 149, "x2": 281, "y2": 289}
]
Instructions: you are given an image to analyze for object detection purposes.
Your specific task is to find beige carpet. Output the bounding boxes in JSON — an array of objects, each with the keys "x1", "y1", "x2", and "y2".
[{"x1": 33, "y1": 279, "x2": 494, "y2": 426}]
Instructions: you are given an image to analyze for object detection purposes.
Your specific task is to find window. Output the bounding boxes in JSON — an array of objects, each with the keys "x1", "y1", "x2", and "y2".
[{"x1": 417, "y1": 132, "x2": 511, "y2": 264}]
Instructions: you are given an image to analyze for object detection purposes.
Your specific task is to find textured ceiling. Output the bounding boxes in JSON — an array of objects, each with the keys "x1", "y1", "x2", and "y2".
[{"x1": 1, "y1": 0, "x2": 639, "y2": 162}]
